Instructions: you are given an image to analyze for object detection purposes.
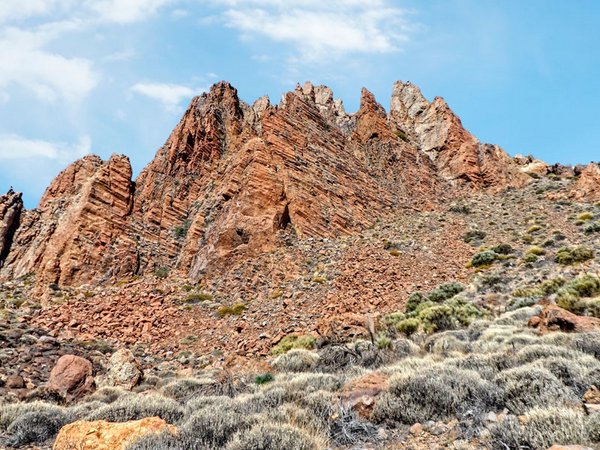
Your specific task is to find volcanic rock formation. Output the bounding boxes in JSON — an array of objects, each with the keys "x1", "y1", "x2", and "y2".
[
  {"x1": 0, "y1": 189, "x2": 22, "y2": 268},
  {"x1": 571, "y1": 163, "x2": 600, "y2": 201},
  {"x1": 0, "y1": 80, "x2": 568, "y2": 290}
]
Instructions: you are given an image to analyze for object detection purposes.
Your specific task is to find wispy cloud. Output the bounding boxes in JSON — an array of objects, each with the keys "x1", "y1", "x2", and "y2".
[
  {"x1": 218, "y1": 0, "x2": 413, "y2": 61},
  {"x1": 85, "y1": 0, "x2": 177, "y2": 24},
  {"x1": 0, "y1": 0, "x2": 76, "y2": 23},
  {"x1": 131, "y1": 82, "x2": 199, "y2": 111},
  {"x1": 0, "y1": 23, "x2": 99, "y2": 103},
  {"x1": 0, "y1": 134, "x2": 91, "y2": 162}
]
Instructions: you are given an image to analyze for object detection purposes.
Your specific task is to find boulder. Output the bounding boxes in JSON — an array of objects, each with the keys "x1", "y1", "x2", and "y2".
[
  {"x1": 339, "y1": 371, "x2": 389, "y2": 419},
  {"x1": 48, "y1": 355, "x2": 95, "y2": 400},
  {"x1": 5, "y1": 374, "x2": 25, "y2": 389},
  {"x1": 583, "y1": 386, "x2": 600, "y2": 404},
  {"x1": 53, "y1": 417, "x2": 176, "y2": 450},
  {"x1": 103, "y1": 349, "x2": 142, "y2": 390},
  {"x1": 570, "y1": 162, "x2": 600, "y2": 201},
  {"x1": 528, "y1": 305, "x2": 600, "y2": 333}
]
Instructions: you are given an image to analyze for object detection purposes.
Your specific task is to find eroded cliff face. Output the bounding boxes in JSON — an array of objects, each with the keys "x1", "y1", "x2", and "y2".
[
  {"x1": 390, "y1": 81, "x2": 530, "y2": 188},
  {"x1": 571, "y1": 163, "x2": 600, "y2": 201},
  {"x1": 0, "y1": 190, "x2": 22, "y2": 268},
  {"x1": 0, "y1": 80, "x2": 547, "y2": 290},
  {"x1": 1, "y1": 155, "x2": 135, "y2": 287}
]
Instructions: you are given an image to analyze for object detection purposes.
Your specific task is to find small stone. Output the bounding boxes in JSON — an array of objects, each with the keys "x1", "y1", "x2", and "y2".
[
  {"x1": 5, "y1": 374, "x2": 25, "y2": 389},
  {"x1": 584, "y1": 386, "x2": 600, "y2": 404},
  {"x1": 485, "y1": 411, "x2": 498, "y2": 423},
  {"x1": 409, "y1": 423, "x2": 423, "y2": 435}
]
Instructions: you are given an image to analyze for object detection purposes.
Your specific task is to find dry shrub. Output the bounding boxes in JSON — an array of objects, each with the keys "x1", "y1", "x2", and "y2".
[
  {"x1": 372, "y1": 367, "x2": 500, "y2": 423},
  {"x1": 494, "y1": 366, "x2": 580, "y2": 414},
  {"x1": 489, "y1": 407, "x2": 589, "y2": 450},
  {"x1": 85, "y1": 393, "x2": 185, "y2": 424},
  {"x1": 272, "y1": 349, "x2": 320, "y2": 373},
  {"x1": 225, "y1": 423, "x2": 325, "y2": 450},
  {"x1": 161, "y1": 377, "x2": 221, "y2": 401},
  {"x1": 5, "y1": 408, "x2": 70, "y2": 447}
]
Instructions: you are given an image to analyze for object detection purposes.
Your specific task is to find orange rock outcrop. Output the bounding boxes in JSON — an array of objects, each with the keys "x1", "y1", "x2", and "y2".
[{"x1": 0, "y1": 80, "x2": 542, "y2": 289}]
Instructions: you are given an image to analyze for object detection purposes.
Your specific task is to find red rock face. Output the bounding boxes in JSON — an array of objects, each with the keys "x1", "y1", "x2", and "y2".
[
  {"x1": 1, "y1": 154, "x2": 135, "y2": 288},
  {"x1": 571, "y1": 163, "x2": 600, "y2": 201},
  {"x1": 390, "y1": 81, "x2": 530, "y2": 188},
  {"x1": 0, "y1": 81, "x2": 535, "y2": 289},
  {"x1": 0, "y1": 190, "x2": 22, "y2": 268}
]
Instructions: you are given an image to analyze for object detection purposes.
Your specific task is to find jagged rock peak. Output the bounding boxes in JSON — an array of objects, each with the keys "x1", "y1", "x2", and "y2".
[
  {"x1": 358, "y1": 87, "x2": 387, "y2": 117},
  {"x1": 0, "y1": 189, "x2": 23, "y2": 268},
  {"x1": 390, "y1": 80, "x2": 430, "y2": 121}
]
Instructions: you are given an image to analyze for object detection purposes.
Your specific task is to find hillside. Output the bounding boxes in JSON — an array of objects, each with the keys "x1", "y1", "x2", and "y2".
[{"x1": 1, "y1": 81, "x2": 600, "y2": 449}]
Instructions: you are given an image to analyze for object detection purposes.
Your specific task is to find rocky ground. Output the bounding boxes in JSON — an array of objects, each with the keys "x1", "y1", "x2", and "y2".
[{"x1": 1, "y1": 174, "x2": 600, "y2": 449}]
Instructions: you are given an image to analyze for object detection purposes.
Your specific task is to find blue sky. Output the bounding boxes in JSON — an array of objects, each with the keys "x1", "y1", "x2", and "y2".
[{"x1": 0, "y1": 0, "x2": 599, "y2": 208}]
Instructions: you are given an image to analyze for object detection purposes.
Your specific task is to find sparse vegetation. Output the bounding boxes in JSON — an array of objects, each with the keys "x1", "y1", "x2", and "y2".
[
  {"x1": 181, "y1": 293, "x2": 213, "y2": 304},
  {"x1": 154, "y1": 267, "x2": 169, "y2": 279},
  {"x1": 217, "y1": 303, "x2": 246, "y2": 317},
  {"x1": 555, "y1": 246, "x2": 594, "y2": 265},
  {"x1": 271, "y1": 335, "x2": 317, "y2": 355},
  {"x1": 272, "y1": 349, "x2": 320, "y2": 372},
  {"x1": 584, "y1": 221, "x2": 600, "y2": 233},
  {"x1": 463, "y1": 230, "x2": 486, "y2": 244},
  {"x1": 470, "y1": 250, "x2": 497, "y2": 267}
]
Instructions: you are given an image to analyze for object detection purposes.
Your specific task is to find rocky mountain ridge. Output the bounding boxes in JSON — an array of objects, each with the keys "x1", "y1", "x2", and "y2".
[{"x1": 0, "y1": 80, "x2": 597, "y2": 292}]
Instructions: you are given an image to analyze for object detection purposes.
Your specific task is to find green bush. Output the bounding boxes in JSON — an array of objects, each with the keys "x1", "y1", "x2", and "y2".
[
  {"x1": 154, "y1": 267, "x2": 169, "y2": 279},
  {"x1": 583, "y1": 221, "x2": 600, "y2": 234},
  {"x1": 521, "y1": 253, "x2": 538, "y2": 263},
  {"x1": 418, "y1": 304, "x2": 455, "y2": 333},
  {"x1": 376, "y1": 334, "x2": 392, "y2": 350},
  {"x1": 540, "y1": 277, "x2": 566, "y2": 295},
  {"x1": 427, "y1": 282, "x2": 465, "y2": 303},
  {"x1": 396, "y1": 318, "x2": 420, "y2": 336},
  {"x1": 556, "y1": 274, "x2": 600, "y2": 312},
  {"x1": 463, "y1": 230, "x2": 486, "y2": 244},
  {"x1": 181, "y1": 293, "x2": 213, "y2": 304},
  {"x1": 217, "y1": 303, "x2": 246, "y2": 317},
  {"x1": 577, "y1": 212, "x2": 594, "y2": 221},
  {"x1": 526, "y1": 245, "x2": 545, "y2": 256},
  {"x1": 491, "y1": 243, "x2": 514, "y2": 255},
  {"x1": 271, "y1": 335, "x2": 317, "y2": 355},
  {"x1": 471, "y1": 250, "x2": 497, "y2": 267},
  {"x1": 555, "y1": 246, "x2": 594, "y2": 265},
  {"x1": 255, "y1": 374, "x2": 274, "y2": 385},
  {"x1": 417, "y1": 297, "x2": 484, "y2": 333},
  {"x1": 405, "y1": 292, "x2": 424, "y2": 312}
]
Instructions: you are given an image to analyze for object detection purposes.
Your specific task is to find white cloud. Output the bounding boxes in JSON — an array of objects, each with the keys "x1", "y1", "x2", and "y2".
[
  {"x1": 218, "y1": 0, "x2": 412, "y2": 60},
  {"x1": 0, "y1": 134, "x2": 91, "y2": 162},
  {"x1": 0, "y1": 24, "x2": 99, "y2": 103},
  {"x1": 86, "y1": 0, "x2": 177, "y2": 24},
  {"x1": 131, "y1": 82, "x2": 198, "y2": 111},
  {"x1": 0, "y1": 0, "x2": 76, "y2": 23}
]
